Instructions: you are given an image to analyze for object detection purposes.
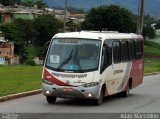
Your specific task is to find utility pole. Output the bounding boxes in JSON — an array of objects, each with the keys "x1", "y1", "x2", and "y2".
[
  {"x1": 64, "y1": 0, "x2": 67, "y2": 32},
  {"x1": 137, "y1": 0, "x2": 144, "y2": 35}
]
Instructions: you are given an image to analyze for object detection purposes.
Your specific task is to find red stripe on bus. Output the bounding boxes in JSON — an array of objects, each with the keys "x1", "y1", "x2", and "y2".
[
  {"x1": 43, "y1": 68, "x2": 71, "y2": 86},
  {"x1": 129, "y1": 59, "x2": 144, "y2": 89}
]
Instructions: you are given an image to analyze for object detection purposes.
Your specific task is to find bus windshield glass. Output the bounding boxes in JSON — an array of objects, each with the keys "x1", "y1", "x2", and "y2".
[{"x1": 45, "y1": 38, "x2": 101, "y2": 73}]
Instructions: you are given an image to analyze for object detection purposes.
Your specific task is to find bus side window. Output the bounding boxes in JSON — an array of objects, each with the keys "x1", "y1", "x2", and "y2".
[
  {"x1": 113, "y1": 41, "x2": 121, "y2": 64},
  {"x1": 121, "y1": 41, "x2": 129, "y2": 62},
  {"x1": 107, "y1": 41, "x2": 112, "y2": 65},
  {"x1": 129, "y1": 40, "x2": 136, "y2": 60},
  {"x1": 101, "y1": 44, "x2": 107, "y2": 73},
  {"x1": 135, "y1": 40, "x2": 143, "y2": 59}
]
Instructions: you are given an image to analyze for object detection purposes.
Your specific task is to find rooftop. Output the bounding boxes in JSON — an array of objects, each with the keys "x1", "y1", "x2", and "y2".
[{"x1": 0, "y1": 37, "x2": 6, "y2": 43}]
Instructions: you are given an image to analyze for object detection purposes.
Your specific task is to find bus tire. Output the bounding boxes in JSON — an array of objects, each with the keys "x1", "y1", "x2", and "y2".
[
  {"x1": 121, "y1": 89, "x2": 130, "y2": 97},
  {"x1": 93, "y1": 88, "x2": 104, "y2": 106},
  {"x1": 120, "y1": 82, "x2": 130, "y2": 97},
  {"x1": 46, "y1": 96, "x2": 57, "y2": 104}
]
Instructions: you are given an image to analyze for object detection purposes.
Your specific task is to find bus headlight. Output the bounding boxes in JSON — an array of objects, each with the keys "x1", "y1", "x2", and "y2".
[
  {"x1": 82, "y1": 82, "x2": 99, "y2": 88},
  {"x1": 42, "y1": 79, "x2": 54, "y2": 85}
]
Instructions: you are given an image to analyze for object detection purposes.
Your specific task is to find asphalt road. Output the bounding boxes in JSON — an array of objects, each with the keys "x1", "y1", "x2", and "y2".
[{"x1": 0, "y1": 74, "x2": 160, "y2": 113}]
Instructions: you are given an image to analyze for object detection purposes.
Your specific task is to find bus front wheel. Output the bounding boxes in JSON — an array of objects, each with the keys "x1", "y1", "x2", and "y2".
[
  {"x1": 46, "y1": 96, "x2": 57, "y2": 104},
  {"x1": 93, "y1": 88, "x2": 104, "y2": 106}
]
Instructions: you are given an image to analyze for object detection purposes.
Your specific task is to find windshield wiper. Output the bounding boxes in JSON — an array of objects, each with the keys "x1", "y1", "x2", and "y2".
[
  {"x1": 74, "y1": 47, "x2": 83, "y2": 72},
  {"x1": 56, "y1": 49, "x2": 73, "y2": 71}
]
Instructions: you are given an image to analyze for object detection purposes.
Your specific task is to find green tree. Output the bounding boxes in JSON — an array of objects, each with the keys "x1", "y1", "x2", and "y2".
[
  {"x1": 81, "y1": 5, "x2": 136, "y2": 33},
  {"x1": 144, "y1": 15, "x2": 156, "y2": 27},
  {"x1": 21, "y1": 0, "x2": 34, "y2": 7},
  {"x1": 33, "y1": 14, "x2": 63, "y2": 47},
  {"x1": 14, "y1": 19, "x2": 38, "y2": 46},
  {"x1": 34, "y1": 0, "x2": 47, "y2": 9},
  {"x1": 142, "y1": 15, "x2": 156, "y2": 39},
  {"x1": 155, "y1": 20, "x2": 160, "y2": 29},
  {"x1": 0, "y1": 0, "x2": 21, "y2": 6},
  {"x1": 67, "y1": 7, "x2": 84, "y2": 14},
  {"x1": 2, "y1": 19, "x2": 37, "y2": 62},
  {"x1": 66, "y1": 21, "x2": 78, "y2": 31},
  {"x1": 2, "y1": 22, "x2": 26, "y2": 57},
  {"x1": 0, "y1": 13, "x2": 2, "y2": 23},
  {"x1": 143, "y1": 26, "x2": 156, "y2": 39},
  {"x1": 2, "y1": 14, "x2": 63, "y2": 62}
]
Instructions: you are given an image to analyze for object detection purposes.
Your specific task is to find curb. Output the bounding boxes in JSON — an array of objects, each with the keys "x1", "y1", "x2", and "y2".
[
  {"x1": 0, "y1": 89, "x2": 42, "y2": 102},
  {"x1": 0, "y1": 72, "x2": 160, "y2": 103},
  {"x1": 144, "y1": 72, "x2": 160, "y2": 76}
]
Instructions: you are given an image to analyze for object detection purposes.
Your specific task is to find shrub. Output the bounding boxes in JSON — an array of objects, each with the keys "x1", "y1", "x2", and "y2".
[{"x1": 26, "y1": 59, "x2": 36, "y2": 66}]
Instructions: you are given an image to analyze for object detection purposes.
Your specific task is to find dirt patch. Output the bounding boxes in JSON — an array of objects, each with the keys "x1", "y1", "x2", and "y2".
[{"x1": 144, "y1": 54, "x2": 160, "y2": 59}]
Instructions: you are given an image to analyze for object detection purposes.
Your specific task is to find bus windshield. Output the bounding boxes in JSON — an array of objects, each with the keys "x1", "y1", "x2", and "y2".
[{"x1": 45, "y1": 38, "x2": 101, "y2": 73}]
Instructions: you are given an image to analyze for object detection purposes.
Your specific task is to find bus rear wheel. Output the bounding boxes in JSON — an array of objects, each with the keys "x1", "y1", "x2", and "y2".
[
  {"x1": 120, "y1": 82, "x2": 130, "y2": 97},
  {"x1": 120, "y1": 89, "x2": 130, "y2": 97},
  {"x1": 46, "y1": 96, "x2": 57, "y2": 104}
]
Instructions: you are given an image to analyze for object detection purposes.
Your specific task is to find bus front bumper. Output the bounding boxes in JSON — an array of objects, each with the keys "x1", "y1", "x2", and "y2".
[{"x1": 42, "y1": 83, "x2": 100, "y2": 99}]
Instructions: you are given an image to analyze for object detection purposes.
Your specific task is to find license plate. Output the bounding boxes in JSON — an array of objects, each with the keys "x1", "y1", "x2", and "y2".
[{"x1": 63, "y1": 88, "x2": 73, "y2": 91}]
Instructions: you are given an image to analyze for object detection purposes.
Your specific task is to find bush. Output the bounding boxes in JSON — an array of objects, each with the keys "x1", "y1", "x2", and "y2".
[
  {"x1": 26, "y1": 59, "x2": 36, "y2": 66},
  {"x1": 143, "y1": 26, "x2": 156, "y2": 39}
]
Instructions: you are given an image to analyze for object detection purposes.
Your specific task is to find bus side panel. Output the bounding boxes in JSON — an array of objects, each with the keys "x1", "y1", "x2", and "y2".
[
  {"x1": 129, "y1": 59, "x2": 144, "y2": 88},
  {"x1": 101, "y1": 62, "x2": 132, "y2": 96}
]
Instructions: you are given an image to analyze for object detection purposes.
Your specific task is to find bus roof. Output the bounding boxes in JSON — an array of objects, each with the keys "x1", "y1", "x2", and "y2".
[{"x1": 53, "y1": 31, "x2": 143, "y2": 41}]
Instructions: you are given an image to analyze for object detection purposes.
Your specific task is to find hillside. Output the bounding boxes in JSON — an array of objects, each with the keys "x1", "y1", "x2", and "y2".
[
  {"x1": 44, "y1": 0, "x2": 160, "y2": 17},
  {"x1": 144, "y1": 41, "x2": 160, "y2": 57},
  {"x1": 144, "y1": 41, "x2": 160, "y2": 73}
]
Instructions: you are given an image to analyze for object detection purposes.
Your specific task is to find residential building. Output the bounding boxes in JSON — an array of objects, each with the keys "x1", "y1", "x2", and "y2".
[
  {"x1": 0, "y1": 36, "x2": 19, "y2": 65},
  {"x1": 0, "y1": 5, "x2": 44, "y2": 24},
  {"x1": 68, "y1": 14, "x2": 85, "y2": 23}
]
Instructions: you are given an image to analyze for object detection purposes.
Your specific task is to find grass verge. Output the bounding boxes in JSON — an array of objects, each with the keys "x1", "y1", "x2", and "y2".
[
  {"x1": 144, "y1": 58, "x2": 160, "y2": 74},
  {"x1": 144, "y1": 41, "x2": 160, "y2": 73},
  {"x1": 0, "y1": 65, "x2": 42, "y2": 97},
  {"x1": 144, "y1": 41, "x2": 160, "y2": 55}
]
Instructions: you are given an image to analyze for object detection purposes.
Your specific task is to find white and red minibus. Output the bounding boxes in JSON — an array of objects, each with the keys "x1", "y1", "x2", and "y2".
[{"x1": 42, "y1": 31, "x2": 144, "y2": 105}]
